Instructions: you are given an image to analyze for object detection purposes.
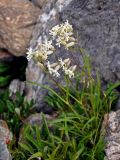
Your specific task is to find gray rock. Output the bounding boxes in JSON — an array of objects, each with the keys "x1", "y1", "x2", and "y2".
[
  {"x1": 61, "y1": 0, "x2": 120, "y2": 82},
  {"x1": 0, "y1": 120, "x2": 12, "y2": 160},
  {"x1": 9, "y1": 79, "x2": 25, "y2": 98},
  {"x1": 0, "y1": 140, "x2": 12, "y2": 160},
  {"x1": 105, "y1": 111, "x2": 120, "y2": 160}
]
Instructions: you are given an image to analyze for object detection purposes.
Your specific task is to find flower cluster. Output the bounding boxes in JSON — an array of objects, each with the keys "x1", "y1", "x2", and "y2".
[
  {"x1": 34, "y1": 40, "x2": 55, "y2": 62},
  {"x1": 59, "y1": 58, "x2": 77, "y2": 78},
  {"x1": 26, "y1": 20, "x2": 76, "y2": 79},
  {"x1": 46, "y1": 61, "x2": 60, "y2": 78},
  {"x1": 50, "y1": 20, "x2": 75, "y2": 50},
  {"x1": 27, "y1": 40, "x2": 54, "y2": 62}
]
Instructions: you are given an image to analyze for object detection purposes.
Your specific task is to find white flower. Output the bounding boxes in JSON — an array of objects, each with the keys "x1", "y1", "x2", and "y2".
[
  {"x1": 49, "y1": 25, "x2": 61, "y2": 37},
  {"x1": 58, "y1": 58, "x2": 76, "y2": 78},
  {"x1": 64, "y1": 65, "x2": 77, "y2": 78},
  {"x1": 66, "y1": 41, "x2": 75, "y2": 50},
  {"x1": 50, "y1": 20, "x2": 75, "y2": 49},
  {"x1": 64, "y1": 68, "x2": 74, "y2": 78},
  {"x1": 58, "y1": 58, "x2": 65, "y2": 67},
  {"x1": 58, "y1": 58, "x2": 71, "y2": 69},
  {"x1": 35, "y1": 50, "x2": 48, "y2": 62},
  {"x1": 47, "y1": 61, "x2": 60, "y2": 78},
  {"x1": 26, "y1": 40, "x2": 55, "y2": 62},
  {"x1": 35, "y1": 39, "x2": 55, "y2": 62},
  {"x1": 63, "y1": 20, "x2": 73, "y2": 32},
  {"x1": 69, "y1": 65, "x2": 77, "y2": 72},
  {"x1": 44, "y1": 39, "x2": 55, "y2": 54},
  {"x1": 26, "y1": 48, "x2": 34, "y2": 61}
]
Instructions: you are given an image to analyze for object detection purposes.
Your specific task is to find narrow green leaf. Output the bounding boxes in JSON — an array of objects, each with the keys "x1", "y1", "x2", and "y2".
[
  {"x1": 106, "y1": 82, "x2": 120, "y2": 96},
  {"x1": 6, "y1": 100, "x2": 15, "y2": 113},
  {"x1": 28, "y1": 152, "x2": 42, "y2": 160},
  {"x1": 19, "y1": 143, "x2": 34, "y2": 154}
]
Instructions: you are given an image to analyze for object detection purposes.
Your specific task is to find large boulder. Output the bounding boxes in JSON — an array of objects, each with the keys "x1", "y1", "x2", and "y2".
[{"x1": 0, "y1": 0, "x2": 40, "y2": 57}]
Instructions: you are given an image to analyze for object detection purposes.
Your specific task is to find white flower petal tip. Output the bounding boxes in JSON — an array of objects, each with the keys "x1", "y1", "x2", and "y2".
[{"x1": 26, "y1": 48, "x2": 34, "y2": 61}]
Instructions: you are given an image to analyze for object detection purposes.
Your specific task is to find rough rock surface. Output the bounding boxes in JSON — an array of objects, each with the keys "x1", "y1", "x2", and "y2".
[
  {"x1": 9, "y1": 79, "x2": 25, "y2": 98},
  {"x1": 62, "y1": 0, "x2": 120, "y2": 83},
  {"x1": 0, "y1": 141, "x2": 12, "y2": 160},
  {"x1": 0, "y1": 120, "x2": 12, "y2": 160},
  {"x1": 30, "y1": 0, "x2": 49, "y2": 8},
  {"x1": 105, "y1": 111, "x2": 120, "y2": 160},
  {"x1": 0, "y1": 0, "x2": 40, "y2": 57}
]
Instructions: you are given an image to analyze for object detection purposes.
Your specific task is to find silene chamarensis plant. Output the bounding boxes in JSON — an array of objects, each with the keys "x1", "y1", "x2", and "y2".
[
  {"x1": 26, "y1": 20, "x2": 77, "y2": 79},
  {"x1": 24, "y1": 20, "x2": 119, "y2": 160}
]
